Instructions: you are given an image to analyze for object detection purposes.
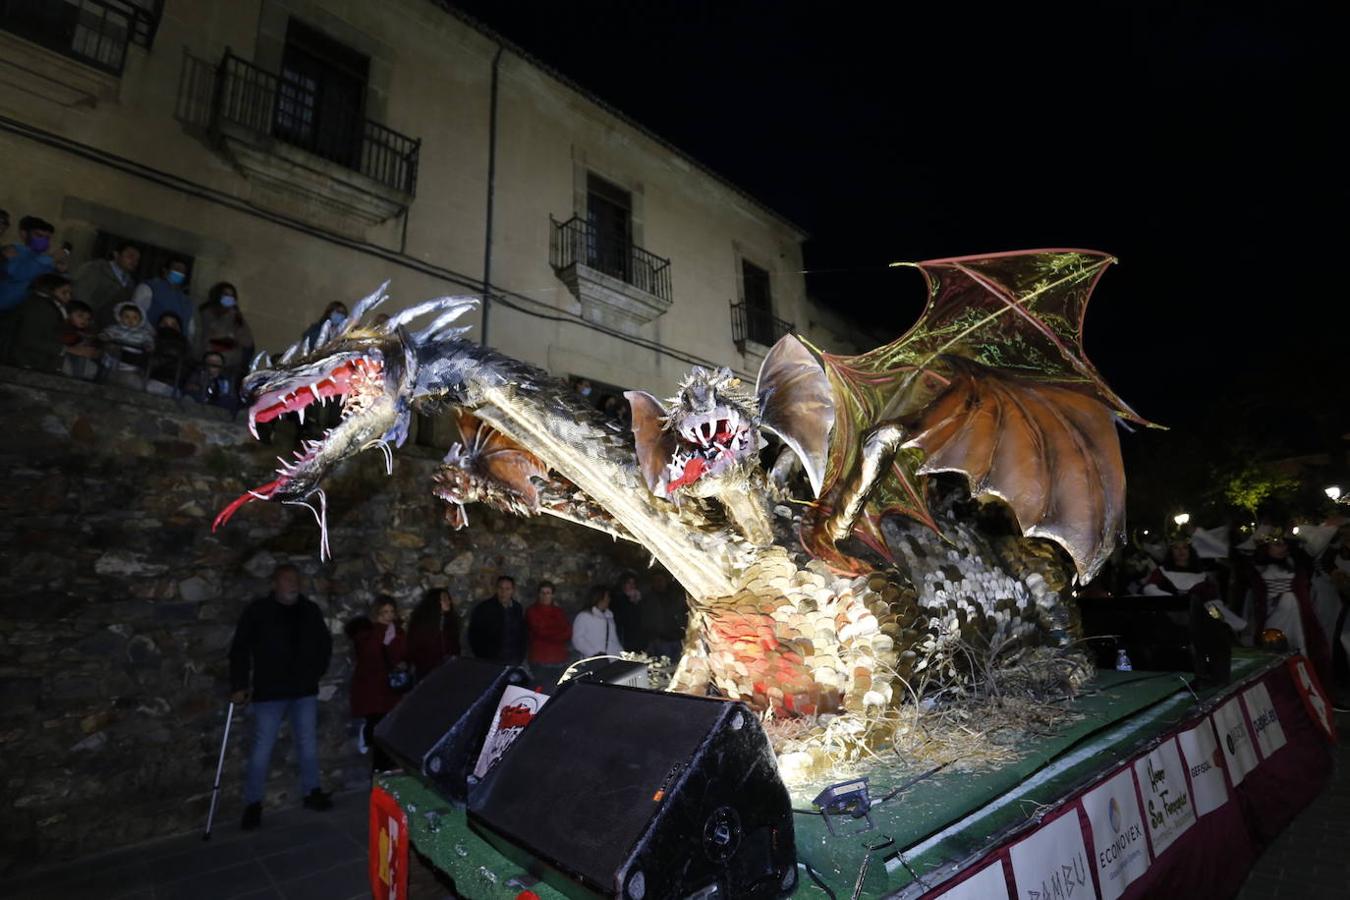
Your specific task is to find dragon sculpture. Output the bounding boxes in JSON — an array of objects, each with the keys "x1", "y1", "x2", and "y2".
[{"x1": 215, "y1": 249, "x2": 1153, "y2": 716}]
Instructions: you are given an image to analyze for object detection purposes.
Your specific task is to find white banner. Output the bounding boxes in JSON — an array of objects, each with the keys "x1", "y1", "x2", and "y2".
[
  {"x1": 1009, "y1": 808, "x2": 1097, "y2": 900},
  {"x1": 933, "y1": 860, "x2": 1011, "y2": 900},
  {"x1": 472, "y1": 684, "x2": 549, "y2": 779},
  {"x1": 1132, "y1": 738, "x2": 1197, "y2": 856},
  {"x1": 1211, "y1": 698, "x2": 1258, "y2": 785},
  {"x1": 1081, "y1": 769, "x2": 1151, "y2": 900},
  {"x1": 1176, "y1": 720, "x2": 1228, "y2": 817},
  {"x1": 1241, "y1": 682, "x2": 1287, "y2": 759}
]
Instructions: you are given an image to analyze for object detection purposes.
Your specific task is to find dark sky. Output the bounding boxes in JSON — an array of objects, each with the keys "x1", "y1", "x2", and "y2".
[{"x1": 451, "y1": 1, "x2": 1341, "y2": 432}]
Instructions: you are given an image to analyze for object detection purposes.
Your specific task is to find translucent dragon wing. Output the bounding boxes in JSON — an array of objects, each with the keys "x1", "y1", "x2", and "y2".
[
  {"x1": 810, "y1": 249, "x2": 1158, "y2": 580},
  {"x1": 755, "y1": 335, "x2": 835, "y2": 498}
]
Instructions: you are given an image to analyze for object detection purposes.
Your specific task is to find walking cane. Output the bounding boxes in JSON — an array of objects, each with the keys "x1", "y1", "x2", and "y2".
[{"x1": 202, "y1": 701, "x2": 236, "y2": 841}]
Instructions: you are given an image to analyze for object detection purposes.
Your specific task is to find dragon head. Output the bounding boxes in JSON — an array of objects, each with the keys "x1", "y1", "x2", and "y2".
[
  {"x1": 627, "y1": 367, "x2": 761, "y2": 499},
  {"x1": 213, "y1": 284, "x2": 477, "y2": 554},
  {"x1": 626, "y1": 336, "x2": 835, "y2": 502}
]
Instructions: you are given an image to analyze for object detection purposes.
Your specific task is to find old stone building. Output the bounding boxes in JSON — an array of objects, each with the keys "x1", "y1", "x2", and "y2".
[
  {"x1": 0, "y1": 0, "x2": 878, "y2": 870},
  {"x1": 1, "y1": 0, "x2": 860, "y2": 406}
]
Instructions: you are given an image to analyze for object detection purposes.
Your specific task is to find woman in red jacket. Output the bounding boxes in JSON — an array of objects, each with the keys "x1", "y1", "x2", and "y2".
[
  {"x1": 407, "y1": 588, "x2": 461, "y2": 679},
  {"x1": 345, "y1": 595, "x2": 408, "y2": 772},
  {"x1": 525, "y1": 581, "x2": 572, "y2": 692}
]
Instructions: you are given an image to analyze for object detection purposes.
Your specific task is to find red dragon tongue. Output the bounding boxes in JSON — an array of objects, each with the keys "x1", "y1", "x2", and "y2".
[
  {"x1": 666, "y1": 455, "x2": 707, "y2": 494},
  {"x1": 212, "y1": 476, "x2": 287, "y2": 532}
]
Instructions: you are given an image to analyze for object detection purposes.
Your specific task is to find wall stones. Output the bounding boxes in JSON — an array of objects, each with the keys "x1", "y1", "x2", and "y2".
[{"x1": 0, "y1": 368, "x2": 648, "y2": 872}]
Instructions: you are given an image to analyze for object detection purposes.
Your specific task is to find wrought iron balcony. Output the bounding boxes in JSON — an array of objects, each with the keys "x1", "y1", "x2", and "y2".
[
  {"x1": 550, "y1": 215, "x2": 672, "y2": 305},
  {"x1": 178, "y1": 50, "x2": 420, "y2": 196},
  {"x1": 0, "y1": 0, "x2": 161, "y2": 76},
  {"x1": 731, "y1": 301, "x2": 794, "y2": 350}
]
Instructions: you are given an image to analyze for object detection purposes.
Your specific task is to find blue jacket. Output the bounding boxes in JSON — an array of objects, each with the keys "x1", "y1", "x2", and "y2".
[
  {"x1": 144, "y1": 277, "x2": 194, "y2": 333},
  {"x1": 0, "y1": 245, "x2": 56, "y2": 311}
]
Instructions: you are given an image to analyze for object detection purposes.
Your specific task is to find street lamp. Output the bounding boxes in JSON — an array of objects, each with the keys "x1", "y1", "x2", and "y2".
[
  {"x1": 1326, "y1": 486, "x2": 1343, "y2": 501},
  {"x1": 1173, "y1": 513, "x2": 1190, "y2": 527}
]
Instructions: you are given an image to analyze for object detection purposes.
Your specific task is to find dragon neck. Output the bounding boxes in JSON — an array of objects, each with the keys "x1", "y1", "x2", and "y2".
[{"x1": 416, "y1": 343, "x2": 738, "y2": 599}]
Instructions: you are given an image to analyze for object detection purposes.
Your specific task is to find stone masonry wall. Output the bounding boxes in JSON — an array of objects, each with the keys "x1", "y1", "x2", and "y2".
[{"x1": 0, "y1": 367, "x2": 648, "y2": 872}]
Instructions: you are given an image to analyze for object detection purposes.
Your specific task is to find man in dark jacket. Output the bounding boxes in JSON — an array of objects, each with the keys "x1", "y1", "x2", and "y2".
[
  {"x1": 1, "y1": 273, "x2": 70, "y2": 372},
  {"x1": 229, "y1": 563, "x2": 333, "y2": 829},
  {"x1": 467, "y1": 575, "x2": 527, "y2": 664}
]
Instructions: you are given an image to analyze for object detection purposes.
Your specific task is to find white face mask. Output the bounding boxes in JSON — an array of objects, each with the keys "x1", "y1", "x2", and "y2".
[
  {"x1": 579, "y1": 386, "x2": 592, "y2": 397},
  {"x1": 220, "y1": 295, "x2": 237, "y2": 308}
]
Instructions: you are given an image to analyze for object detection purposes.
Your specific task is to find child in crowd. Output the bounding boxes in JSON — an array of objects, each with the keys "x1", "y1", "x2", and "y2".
[
  {"x1": 99, "y1": 301, "x2": 155, "y2": 387},
  {"x1": 59, "y1": 299, "x2": 101, "y2": 380},
  {"x1": 146, "y1": 312, "x2": 191, "y2": 395},
  {"x1": 185, "y1": 350, "x2": 235, "y2": 408}
]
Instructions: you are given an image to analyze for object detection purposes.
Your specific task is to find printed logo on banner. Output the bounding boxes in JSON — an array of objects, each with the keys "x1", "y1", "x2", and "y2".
[
  {"x1": 1287, "y1": 656, "x2": 1337, "y2": 743},
  {"x1": 1176, "y1": 720, "x2": 1228, "y2": 817},
  {"x1": 1212, "y1": 697, "x2": 1258, "y2": 785},
  {"x1": 1241, "y1": 682, "x2": 1287, "y2": 759},
  {"x1": 1082, "y1": 769, "x2": 1150, "y2": 900},
  {"x1": 1132, "y1": 738, "x2": 1196, "y2": 855},
  {"x1": 1009, "y1": 808, "x2": 1097, "y2": 900},
  {"x1": 933, "y1": 860, "x2": 1011, "y2": 900}
]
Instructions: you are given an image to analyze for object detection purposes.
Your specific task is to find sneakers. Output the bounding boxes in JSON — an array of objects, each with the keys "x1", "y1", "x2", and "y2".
[
  {"x1": 302, "y1": 788, "x2": 333, "y2": 812},
  {"x1": 241, "y1": 802, "x2": 262, "y2": 831}
]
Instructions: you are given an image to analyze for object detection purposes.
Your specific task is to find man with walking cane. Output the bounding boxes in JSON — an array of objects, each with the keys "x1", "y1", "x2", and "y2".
[{"x1": 228, "y1": 563, "x2": 334, "y2": 830}]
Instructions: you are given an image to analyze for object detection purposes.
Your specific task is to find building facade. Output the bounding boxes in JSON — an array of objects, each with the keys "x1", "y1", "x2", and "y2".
[{"x1": 1, "y1": 0, "x2": 855, "y2": 416}]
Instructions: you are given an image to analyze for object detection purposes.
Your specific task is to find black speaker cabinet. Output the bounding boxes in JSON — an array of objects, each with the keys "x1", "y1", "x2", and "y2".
[
  {"x1": 372, "y1": 657, "x2": 527, "y2": 802},
  {"x1": 467, "y1": 681, "x2": 797, "y2": 899}
]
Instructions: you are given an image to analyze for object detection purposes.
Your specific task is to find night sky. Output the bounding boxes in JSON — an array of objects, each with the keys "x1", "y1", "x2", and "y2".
[{"x1": 451, "y1": 1, "x2": 1341, "y2": 439}]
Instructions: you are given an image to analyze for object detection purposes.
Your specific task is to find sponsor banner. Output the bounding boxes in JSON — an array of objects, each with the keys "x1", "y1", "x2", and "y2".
[
  {"x1": 1082, "y1": 769, "x2": 1151, "y2": 900},
  {"x1": 1132, "y1": 738, "x2": 1196, "y2": 856},
  {"x1": 1212, "y1": 698, "x2": 1258, "y2": 785},
  {"x1": 369, "y1": 785, "x2": 409, "y2": 900},
  {"x1": 1241, "y1": 682, "x2": 1287, "y2": 759},
  {"x1": 1176, "y1": 719, "x2": 1228, "y2": 817},
  {"x1": 1287, "y1": 655, "x2": 1337, "y2": 743},
  {"x1": 1009, "y1": 808, "x2": 1097, "y2": 900},
  {"x1": 933, "y1": 860, "x2": 1011, "y2": 900},
  {"x1": 473, "y1": 684, "x2": 550, "y2": 779}
]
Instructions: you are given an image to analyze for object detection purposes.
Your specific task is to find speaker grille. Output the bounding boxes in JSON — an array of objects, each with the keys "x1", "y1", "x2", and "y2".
[{"x1": 470, "y1": 682, "x2": 728, "y2": 889}]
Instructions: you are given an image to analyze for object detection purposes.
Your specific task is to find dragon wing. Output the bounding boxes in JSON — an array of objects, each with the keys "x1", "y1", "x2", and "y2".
[
  {"x1": 755, "y1": 335, "x2": 835, "y2": 497},
  {"x1": 813, "y1": 249, "x2": 1157, "y2": 579}
]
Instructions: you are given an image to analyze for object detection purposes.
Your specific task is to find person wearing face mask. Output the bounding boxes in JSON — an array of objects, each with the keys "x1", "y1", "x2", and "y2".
[
  {"x1": 133, "y1": 259, "x2": 195, "y2": 341},
  {"x1": 229, "y1": 564, "x2": 334, "y2": 830},
  {"x1": 196, "y1": 281, "x2": 254, "y2": 386},
  {"x1": 302, "y1": 301, "x2": 348, "y2": 349},
  {"x1": 0, "y1": 216, "x2": 61, "y2": 312}
]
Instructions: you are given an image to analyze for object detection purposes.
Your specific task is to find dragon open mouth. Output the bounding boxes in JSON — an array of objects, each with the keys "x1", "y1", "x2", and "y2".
[
  {"x1": 213, "y1": 355, "x2": 390, "y2": 556},
  {"x1": 665, "y1": 406, "x2": 756, "y2": 493}
]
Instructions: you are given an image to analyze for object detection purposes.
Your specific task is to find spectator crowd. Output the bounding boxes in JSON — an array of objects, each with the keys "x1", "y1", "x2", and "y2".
[
  {"x1": 227, "y1": 561, "x2": 688, "y2": 830},
  {"x1": 0, "y1": 209, "x2": 254, "y2": 409}
]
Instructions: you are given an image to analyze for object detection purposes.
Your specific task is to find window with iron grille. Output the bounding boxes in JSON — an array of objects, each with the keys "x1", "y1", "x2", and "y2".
[
  {"x1": 741, "y1": 260, "x2": 775, "y2": 345},
  {"x1": 0, "y1": 0, "x2": 161, "y2": 76},
  {"x1": 275, "y1": 19, "x2": 369, "y2": 171}
]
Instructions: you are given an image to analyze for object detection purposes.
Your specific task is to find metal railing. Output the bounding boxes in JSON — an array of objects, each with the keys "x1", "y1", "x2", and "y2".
[
  {"x1": 177, "y1": 49, "x2": 420, "y2": 195},
  {"x1": 0, "y1": 0, "x2": 161, "y2": 75},
  {"x1": 549, "y1": 215, "x2": 673, "y2": 304},
  {"x1": 730, "y1": 301, "x2": 793, "y2": 349}
]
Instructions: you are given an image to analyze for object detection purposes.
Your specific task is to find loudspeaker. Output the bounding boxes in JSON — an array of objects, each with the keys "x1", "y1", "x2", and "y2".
[
  {"x1": 372, "y1": 657, "x2": 527, "y2": 802},
  {"x1": 467, "y1": 681, "x2": 796, "y2": 899}
]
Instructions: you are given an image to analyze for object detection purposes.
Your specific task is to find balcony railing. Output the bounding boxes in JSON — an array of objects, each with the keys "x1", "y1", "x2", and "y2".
[
  {"x1": 549, "y1": 215, "x2": 673, "y2": 304},
  {"x1": 0, "y1": 0, "x2": 161, "y2": 76},
  {"x1": 177, "y1": 50, "x2": 420, "y2": 196},
  {"x1": 731, "y1": 301, "x2": 793, "y2": 350}
]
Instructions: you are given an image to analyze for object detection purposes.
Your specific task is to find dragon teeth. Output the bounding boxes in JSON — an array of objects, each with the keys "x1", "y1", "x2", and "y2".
[{"x1": 310, "y1": 383, "x2": 323, "y2": 402}]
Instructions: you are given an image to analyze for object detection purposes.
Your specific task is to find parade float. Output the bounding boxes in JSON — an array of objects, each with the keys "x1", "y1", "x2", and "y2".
[{"x1": 215, "y1": 250, "x2": 1337, "y2": 898}]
